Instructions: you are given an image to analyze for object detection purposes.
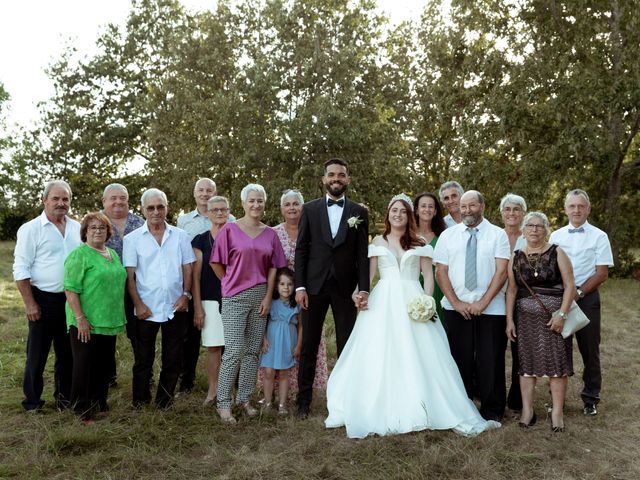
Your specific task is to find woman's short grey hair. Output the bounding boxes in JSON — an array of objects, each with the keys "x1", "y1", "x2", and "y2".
[
  {"x1": 438, "y1": 181, "x2": 463, "y2": 202},
  {"x1": 42, "y1": 180, "x2": 72, "y2": 200},
  {"x1": 522, "y1": 211, "x2": 550, "y2": 235},
  {"x1": 140, "y1": 188, "x2": 168, "y2": 207},
  {"x1": 207, "y1": 196, "x2": 229, "y2": 210},
  {"x1": 280, "y1": 189, "x2": 304, "y2": 207},
  {"x1": 500, "y1": 193, "x2": 527, "y2": 212},
  {"x1": 240, "y1": 183, "x2": 267, "y2": 203},
  {"x1": 102, "y1": 183, "x2": 129, "y2": 199}
]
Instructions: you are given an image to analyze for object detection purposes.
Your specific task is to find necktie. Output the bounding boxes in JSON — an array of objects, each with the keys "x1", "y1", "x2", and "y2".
[
  {"x1": 327, "y1": 198, "x2": 345, "y2": 207},
  {"x1": 465, "y1": 228, "x2": 477, "y2": 291},
  {"x1": 568, "y1": 226, "x2": 585, "y2": 233}
]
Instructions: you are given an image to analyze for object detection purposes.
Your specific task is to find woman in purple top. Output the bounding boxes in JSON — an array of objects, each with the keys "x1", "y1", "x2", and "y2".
[{"x1": 211, "y1": 183, "x2": 287, "y2": 424}]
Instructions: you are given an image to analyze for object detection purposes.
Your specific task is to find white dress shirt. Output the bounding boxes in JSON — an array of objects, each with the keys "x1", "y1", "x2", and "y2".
[
  {"x1": 549, "y1": 221, "x2": 613, "y2": 287},
  {"x1": 13, "y1": 211, "x2": 81, "y2": 293},
  {"x1": 326, "y1": 194, "x2": 345, "y2": 238},
  {"x1": 443, "y1": 214, "x2": 459, "y2": 229},
  {"x1": 123, "y1": 222, "x2": 196, "y2": 322},
  {"x1": 177, "y1": 209, "x2": 235, "y2": 239},
  {"x1": 433, "y1": 218, "x2": 510, "y2": 315}
]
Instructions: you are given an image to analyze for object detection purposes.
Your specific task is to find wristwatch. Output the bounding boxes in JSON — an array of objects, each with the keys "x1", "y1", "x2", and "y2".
[
  {"x1": 576, "y1": 288, "x2": 585, "y2": 299},
  {"x1": 183, "y1": 291, "x2": 192, "y2": 300},
  {"x1": 557, "y1": 311, "x2": 567, "y2": 320}
]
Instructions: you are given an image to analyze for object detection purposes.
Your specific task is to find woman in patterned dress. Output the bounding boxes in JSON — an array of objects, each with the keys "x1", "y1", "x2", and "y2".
[
  {"x1": 258, "y1": 190, "x2": 328, "y2": 398},
  {"x1": 506, "y1": 212, "x2": 575, "y2": 432}
]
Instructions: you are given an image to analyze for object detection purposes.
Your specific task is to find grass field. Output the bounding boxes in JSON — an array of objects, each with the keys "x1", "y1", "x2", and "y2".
[{"x1": 1, "y1": 240, "x2": 639, "y2": 479}]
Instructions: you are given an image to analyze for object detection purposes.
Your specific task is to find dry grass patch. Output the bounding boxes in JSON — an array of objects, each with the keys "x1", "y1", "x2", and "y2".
[{"x1": 1, "y1": 241, "x2": 639, "y2": 479}]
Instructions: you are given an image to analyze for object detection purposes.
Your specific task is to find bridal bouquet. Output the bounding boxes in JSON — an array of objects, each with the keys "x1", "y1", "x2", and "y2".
[{"x1": 407, "y1": 294, "x2": 437, "y2": 323}]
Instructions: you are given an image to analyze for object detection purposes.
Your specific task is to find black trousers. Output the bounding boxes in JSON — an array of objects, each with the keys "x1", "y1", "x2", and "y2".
[
  {"x1": 576, "y1": 290, "x2": 602, "y2": 405},
  {"x1": 22, "y1": 287, "x2": 72, "y2": 411},
  {"x1": 506, "y1": 338, "x2": 522, "y2": 410},
  {"x1": 444, "y1": 309, "x2": 507, "y2": 421},
  {"x1": 179, "y1": 300, "x2": 201, "y2": 391},
  {"x1": 106, "y1": 291, "x2": 134, "y2": 384},
  {"x1": 297, "y1": 277, "x2": 357, "y2": 408},
  {"x1": 69, "y1": 327, "x2": 116, "y2": 419},
  {"x1": 132, "y1": 313, "x2": 188, "y2": 408}
]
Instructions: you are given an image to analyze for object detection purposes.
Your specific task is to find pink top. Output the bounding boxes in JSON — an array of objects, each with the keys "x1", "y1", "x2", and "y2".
[{"x1": 211, "y1": 222, "x2": 287, "y2": 298}]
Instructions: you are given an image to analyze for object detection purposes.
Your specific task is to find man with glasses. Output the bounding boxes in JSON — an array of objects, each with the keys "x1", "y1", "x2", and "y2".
[
  {"x1": 123, "y1": 188, "x2": 196, "y2": 408},
  {"x1": 433, "y1": 190, "x2": 510, "y2": 421},
  {"x1": 13, "y1": 180, "x2": 81, "y2": 412},
  {"x1": 549, "y1": 189, "x2": 613, "y2": 416},
  {"x1": 176, "y1": 178, "x2": 234, "y2": 393}
]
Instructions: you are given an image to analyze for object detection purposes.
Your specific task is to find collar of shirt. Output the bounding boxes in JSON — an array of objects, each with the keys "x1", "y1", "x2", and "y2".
[
  {"x1": 568, "y1": 220, "x2": 590, "y2": 230},
  {"x1": 325, "y1": 194, "x2": 346, "y2": 204},
  {"x1": 39, "y1": 210, "x2": 71, "y2": 227}
]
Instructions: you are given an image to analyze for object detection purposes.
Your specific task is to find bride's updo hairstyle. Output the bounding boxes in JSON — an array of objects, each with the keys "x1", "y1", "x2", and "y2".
[{"x1": 382, "y1": 195, "x2": 426, "y2": 250}]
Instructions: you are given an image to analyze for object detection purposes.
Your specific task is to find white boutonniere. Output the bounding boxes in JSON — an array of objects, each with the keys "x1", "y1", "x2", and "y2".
[{"x1": 347, "y1": 215, "x2": 363, "y2": 229}]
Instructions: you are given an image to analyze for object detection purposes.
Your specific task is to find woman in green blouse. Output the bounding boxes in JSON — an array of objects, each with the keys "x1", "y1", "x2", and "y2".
[{"x1": 64, "y1": 212, "x2": 126, "y2": 423}]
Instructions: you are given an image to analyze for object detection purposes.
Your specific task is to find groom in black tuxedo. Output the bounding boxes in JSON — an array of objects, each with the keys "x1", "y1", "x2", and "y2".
[{"x1": 294, "y1": 158, "x2": 370, "y2": 419}]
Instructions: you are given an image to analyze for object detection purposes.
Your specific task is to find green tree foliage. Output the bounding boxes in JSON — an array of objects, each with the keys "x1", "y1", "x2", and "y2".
[{"x1": 3, "y1": 0, "x2": 639, "y2": 269}]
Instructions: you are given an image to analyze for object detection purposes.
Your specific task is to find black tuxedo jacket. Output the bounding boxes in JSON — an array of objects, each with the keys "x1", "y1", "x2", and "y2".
[{"x1": 294, "y1": 197, "x2": 370, "y2": 296}]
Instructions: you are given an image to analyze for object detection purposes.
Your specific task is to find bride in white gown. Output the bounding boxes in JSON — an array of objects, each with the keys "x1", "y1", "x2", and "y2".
[{"x1": 325, "y1": 194, "x2": 501, "y2": 439}]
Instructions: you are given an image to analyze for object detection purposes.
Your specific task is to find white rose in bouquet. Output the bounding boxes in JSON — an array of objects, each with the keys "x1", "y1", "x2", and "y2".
[{"x1": 407, "y1": 294, "x2": 437, "y2": 323}]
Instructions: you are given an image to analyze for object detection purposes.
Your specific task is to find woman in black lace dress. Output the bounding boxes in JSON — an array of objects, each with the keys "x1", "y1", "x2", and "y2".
[{"x1": 506, "y1": 212, "x2": 575, "y2": 432}]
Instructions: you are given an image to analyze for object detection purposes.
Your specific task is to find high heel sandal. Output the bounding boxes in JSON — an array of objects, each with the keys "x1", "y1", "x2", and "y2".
[
  {"x1": 217, "y1": 408, "x2": 237, "y2": 425},
  {"x1": 278, "y1": 403, "x2": 288, "y2": 416},
  {"x1": 518, "y1": 412, "x2": 537, "y2": 428},
  {"x1": 551, "y1": 425, "x2": 565, "y2": 433},
  {"x1": 241, "y1": 402, "x2": 258, "y2": 417}
]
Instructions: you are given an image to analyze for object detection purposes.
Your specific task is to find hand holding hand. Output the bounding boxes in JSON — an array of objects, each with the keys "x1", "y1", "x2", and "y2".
[
  {"x1": 547, "y1": 313, "x2": 565, "y2": 334},
  {"x1": 453, "y1": 300, "x2": 472, "y2": 320}
]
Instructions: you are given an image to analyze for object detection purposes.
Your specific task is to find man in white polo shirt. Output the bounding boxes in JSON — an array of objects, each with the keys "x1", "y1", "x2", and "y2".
[
  {"x1": 13, "y1": 180, "x2": 81, "y2": 411},
  {"x1": 434, "y1": 190, "x2": 510, "y2": 421},
  {"x1": 124, "y1": 188, "x2": 196, "y2": 408},
  {"x1": 549, "y1": 189, "x2": 613, "y2": 416}
]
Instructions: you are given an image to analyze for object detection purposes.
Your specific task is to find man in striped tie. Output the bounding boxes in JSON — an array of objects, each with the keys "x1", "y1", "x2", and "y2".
[{"x1": 433, "y1": 190, "x2": 511, "y2": 421}]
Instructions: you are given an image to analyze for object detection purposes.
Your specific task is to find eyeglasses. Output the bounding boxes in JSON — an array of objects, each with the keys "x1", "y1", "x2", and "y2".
[
  {"x1": 145, "y1": 205, "x2": 166, "y2": 212},
  {"x1": 88, "y1": 225, "x2": 107, "y2": 231},
  {"x1": 210, "y1": 208, "x2": 229, "y2": 213},
  {"x1": 524, "y1": 224, "x2": 545, "y2": 230}
]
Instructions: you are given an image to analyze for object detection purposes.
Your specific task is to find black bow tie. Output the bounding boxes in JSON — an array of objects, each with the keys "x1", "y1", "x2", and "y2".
[{"x1": 327, "y1": 198, "x2": 345, "y2": 207}]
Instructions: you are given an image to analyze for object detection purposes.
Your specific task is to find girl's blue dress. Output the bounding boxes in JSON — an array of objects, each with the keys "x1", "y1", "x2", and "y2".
[{"x1": 260, "y1": 300, "x2": 300, "y2": 370}]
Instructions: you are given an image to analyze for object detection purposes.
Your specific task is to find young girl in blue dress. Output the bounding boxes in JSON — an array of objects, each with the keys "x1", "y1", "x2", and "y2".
[{"x1": 260, "y1": 267, "x2": 301, "y2": 415}]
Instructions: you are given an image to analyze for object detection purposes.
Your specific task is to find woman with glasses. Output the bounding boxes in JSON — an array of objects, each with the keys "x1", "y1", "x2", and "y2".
[
  {"x1": 500, "y1": 193, "x2": 527, "y2": 412},
  {"x1": 506, "y1": 212, "x2": 575, "y2": 432},
  {"x1": 211, "y1": 184, "x2": 287, "y2": 423},
  {"x1": 192, "y1": 196, "x2": 230, "y2": 406},
  {"x1": 257, "y1": 190, "x2": 328, "y2": 407},
  {"x1": 64, "y1": 212, "x2": 127, "y2": 424}
]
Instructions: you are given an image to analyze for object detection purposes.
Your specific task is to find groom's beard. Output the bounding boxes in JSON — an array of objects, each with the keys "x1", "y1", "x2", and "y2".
[{"x1": 325, "y1": 182, "x2": 348, "y2": 197}]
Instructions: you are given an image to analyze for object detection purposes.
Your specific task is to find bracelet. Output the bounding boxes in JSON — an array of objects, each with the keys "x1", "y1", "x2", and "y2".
[{"x1": 74, "y1": 314, "x2": 86, "y2": 321}]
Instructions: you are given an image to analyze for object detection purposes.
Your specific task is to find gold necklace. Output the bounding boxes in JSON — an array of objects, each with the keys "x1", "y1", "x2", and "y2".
[{"x1": 524, "y1": 247, "x2": 544, "y2": 277}]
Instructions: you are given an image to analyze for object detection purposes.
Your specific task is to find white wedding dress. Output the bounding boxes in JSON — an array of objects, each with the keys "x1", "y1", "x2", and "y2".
[{"x1": 325, "y1": 244, "x2": 501, "y2": 439}]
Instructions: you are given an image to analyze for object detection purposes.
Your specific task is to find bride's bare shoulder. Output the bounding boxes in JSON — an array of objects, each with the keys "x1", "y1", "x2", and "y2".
[{"x1": 371, "y1": 235, "x2": 387, "y2": 247}]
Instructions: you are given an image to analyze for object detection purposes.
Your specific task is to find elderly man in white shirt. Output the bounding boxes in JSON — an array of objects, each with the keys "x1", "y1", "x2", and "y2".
[
  {"x1": 549, "y1": 189, "x2": 613, "y2": 416},
  {"x1": 124, "y1": 188, "x2": 196, "y2": 408},
  {"x1": 439, "y1": 180, "x2": 464, "y2": 228},
  {"x1": 434, "y1": 190, "x2": 510, "y2": 421},
  {"x1": 13, "y1": 180, "x2": 81, "y2": 411}
]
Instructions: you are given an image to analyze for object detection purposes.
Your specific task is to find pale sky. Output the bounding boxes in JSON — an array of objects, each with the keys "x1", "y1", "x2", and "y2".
[{"x1": 0, "y1": 0, "x2": 427, "y2": 131}]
